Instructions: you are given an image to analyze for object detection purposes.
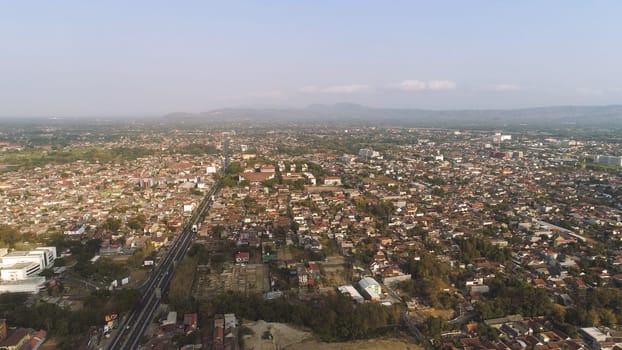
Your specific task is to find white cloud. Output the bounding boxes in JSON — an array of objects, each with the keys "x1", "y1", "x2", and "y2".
[
  {"x1": 399, "y1": 80, "x2": 427, "y2": 91},
  {"x1": 494, "y1": 84, "x2": 521, "y2": 92},
  {"x1": 323, "y1": 84, "x2": 370, "y2": 93},
  {"x1": 427, "y1": 80, "x2": 457, "y2": 90},
  {"x1": 398, "y1": 79, "x2": 457, "y2": 91},
  {"x1": 300, "y1": 84, "x2": 370, "y2": 94}
]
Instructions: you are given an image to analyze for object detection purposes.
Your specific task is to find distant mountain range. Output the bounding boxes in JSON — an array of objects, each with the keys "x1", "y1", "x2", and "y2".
[{"x1": 163, "y1": 104, "x2": 622, "y2": 128}]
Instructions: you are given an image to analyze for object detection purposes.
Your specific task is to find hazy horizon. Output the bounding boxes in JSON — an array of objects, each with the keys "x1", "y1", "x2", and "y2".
[{"x1": 2, "y1": 1, "x2": 621, "y2": 117}]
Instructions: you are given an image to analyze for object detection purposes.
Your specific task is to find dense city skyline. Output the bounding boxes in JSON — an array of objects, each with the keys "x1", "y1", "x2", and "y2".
[{"x1": 1, "y1": 1, "x2": 622, "y2": 117}]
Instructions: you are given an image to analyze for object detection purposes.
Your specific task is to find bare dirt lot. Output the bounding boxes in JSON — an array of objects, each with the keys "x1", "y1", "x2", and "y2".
[
  {"x1": 413, "y1": 308, "x2": 455, "y2": 319},
  {"x1": 320, "y1": 256, "x2": 349, "y2": 287},
  {"x1": 242, "y1": 320, "x2": 421, "y2": 350},
  {"x1": 242, "y1": 320, "x2": 312, "y2": 350},
  {"x1": 289, "y1": 339, "x2": 422, "y2": 350},
  {"x1": 194, "y1": 263, "x2": 269, "y2": 300}
]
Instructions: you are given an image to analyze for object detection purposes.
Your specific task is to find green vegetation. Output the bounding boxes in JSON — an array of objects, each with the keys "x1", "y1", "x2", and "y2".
[
  {"x1": 275, "y1": 144, "x2": 309, "y2": 156},
  {"x1": 187, "y1": 243, "x2": 211, "y2": 264},
  {"x1": 564, "y1": 288, "x2": 622, "y2": 327},
  {"x1": 221, "y1": 175, "x2": 238, "y2": 187},
  {"x1": 225, "y1": 161, "x2": 243, "y2": 175},
  {"x1": 0, "y1": 225, "x2": 19, "y2": 248},
  {"x1": 355, "y1": 198, "x2": 394, "y2": 221},
  {"x1": 0, "y1": 146, "x2": 155, "y2": 169},
  {"x1": 57, "y1": 238, "x2": 128, "y2": 281},
  {"x1": 127, "y1": 214, "x2": 147, "y2": 230},
  {"x1": 70, "y1": 238, "x2": 102, "y2": 262},
  {"x1": 207, "y1": 292, "x2": 401, "y2": 341},
  {"x1": 167, "y1": 257, "x2": 198, "y2": 315},
  {"x1": 455, "y1": 237, "x2": 512, "y2": 265},
  {"x1": 103, "y1": 217, "x2": 122, "y2": 232},
  {"x1": 173, "y1": 331, "x2": 200, "y2": 348},
  {"x1": 420, "y1": 316, "x2": 450, "y2": 343},
  {"x1": 74, "y1": 257, "x2": 129, "y2": 281},
  {"x1": 127, "y1": 242, "x2": 156, "y2": 268},
  {"x1": 221, "y1": 161, "x2": 243, "y2": 187},
  {"x1": 0, "y1": 290, "x2": 140, "y2": 350},
  {"x1": 400, "y1": 254, "x2": 454, "y2": 308},
  {"x1": 284, "y1": 179, "x2": 306, "y2": 191},
  {"x1": 169, "y1": 143, "x2": 218, "y2": 156},
  {"x1": 476, "y1": 277, "x2": 552, "y2": 319}
]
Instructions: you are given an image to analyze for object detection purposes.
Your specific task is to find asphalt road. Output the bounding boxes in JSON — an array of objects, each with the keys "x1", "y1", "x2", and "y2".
[{"x1": 107, "y1": 183, "x2": 219, "y2": 350}]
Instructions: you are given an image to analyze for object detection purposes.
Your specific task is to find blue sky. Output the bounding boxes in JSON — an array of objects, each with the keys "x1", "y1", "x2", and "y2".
[{"x1": 1, "y1": 1, "x2": 621, "y2": 116}]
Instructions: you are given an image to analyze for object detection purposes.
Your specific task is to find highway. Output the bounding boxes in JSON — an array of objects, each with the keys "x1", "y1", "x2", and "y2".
[{"x1": 107, "y1": 181, "x2": 220, "y2": 350}]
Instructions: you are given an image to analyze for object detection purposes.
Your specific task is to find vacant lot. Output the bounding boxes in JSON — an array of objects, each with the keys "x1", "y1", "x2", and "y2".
[
  {"x1": 194, "y1": 263, "x2": 269, "y2": 300},
  {"x1": 320, "y1": 256, "x2": 350, "y2": 287},
  {"x1": 242, "y1": 320, "x2": 420, "y2": 350},
  {"x1": 289, "y1": 339, "x2": 422, "y2": 350}
]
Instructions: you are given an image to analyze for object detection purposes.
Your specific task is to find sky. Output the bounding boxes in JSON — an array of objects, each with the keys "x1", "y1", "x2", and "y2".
[{"x1": 1, "y1": 1, "x2": 621, "y2": 117}]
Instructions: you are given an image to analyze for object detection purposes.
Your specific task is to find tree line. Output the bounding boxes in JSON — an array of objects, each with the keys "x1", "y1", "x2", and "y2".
[
  {"x1": 204, "y1": 292, "x2": 402, "y2": 341},
  {"x1": 476, "y1": 277, "x2": 551, "y2": 319},
  {"x1": 0, "y1": 289, "x2": 140, "y2": 349}
]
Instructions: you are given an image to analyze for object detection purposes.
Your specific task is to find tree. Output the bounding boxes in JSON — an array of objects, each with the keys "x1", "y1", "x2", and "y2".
[
  {"x1": 168, "y1": 257, "x2": 198, "y2": 314},
  {"x1": 212, "y1": 225, "x2": 225, "y2": 237},
  {"x1": 203, "y1": 292, "x2": 400, "y2": 342},
  {"x1": 548, "y1": 303, "x2": 566, "y2": 323},
  {"x1": 476, "y1": 276, "x2": 552, "y2": 318},
  {"x1": 287, "y1": 180, "x2": 305, "y2": 191},
  {"x1": 221, "y1": 175, "x2": 238, "y2": 187},
  {"x1": 188, "y1": 244, "x2": 210, "y2": 264},
  {"x1": 290, "y1": 221, "x2": 299, "y2": 233},
  {"x1": 226, "y1": 162, "x2": 243, "y2": 175},
  {"x1": 0, "y1": 225, "x2": 19, "y2": 248},
  {"x1": 40, "y1": 268, "x2": 55, "y2": 279},
  {"x1": 600, "y1": 309, "x2": 617, "y2": 327},
  {"x1": 127, "y1": 214, "x2": 146, "y2": 230},
  {"x1": 586, "y1": 309, "x2": 601, "y2": 326},
  {"x1": 111, "y1": 289, "x2": 142, "y2": 312},
  {"x1": 103, "y1": 217, "x2": 121, "y2": 232},
  {"x1": 477, "y1": 323, "x2": 499, "y2": 341}
]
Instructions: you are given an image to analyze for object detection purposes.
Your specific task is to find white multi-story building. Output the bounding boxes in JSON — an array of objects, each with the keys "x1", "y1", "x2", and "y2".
[
  {"x1": 36, "y1": 246, "x2": 57, "y2": 267},
  {"x1": 323, "y1": 176, "x2": 342, "y2": 186},
  {"x1": 0, "y1": 277, "x2": 46, "y2": 294},
  {"x1": 359, "y1": 148, "x2": 380, "y2": 159},
  {"x1": 0, "y1": 246, "x2": 56, "y2": 294},
  {"x1": 1, "y1": 262, "x2": 42, "y2": 281},
  {"x1": 492, "y1": 133, "x2": 512, "y2": 143},
  {"x1": 0, "y1": 247, "x2": 56, "y2": 270}
]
